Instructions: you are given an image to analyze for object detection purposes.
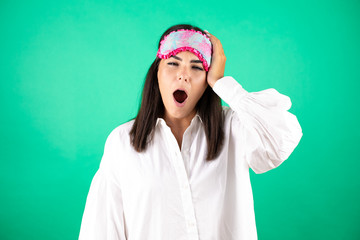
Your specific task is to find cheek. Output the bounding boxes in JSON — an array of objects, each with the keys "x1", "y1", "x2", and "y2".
[
  {"x1": 157, "y1": 69, "x2": 168, "y2": 91},
  {"x1": 158, "y1": 67, "x2": 174, "y2": 89},
  {"x1": 195, "y1": 74, "x2": 207, "y2": 89},
  {"x1": 158, "y1": 75, "x2": 172, "y2": 103},
  {"x1": 192, "y1": 78, "x2": 208, "y2": 100},
  {"x1": 158, "y1": 79, "x2": 168, "y2": 99}
]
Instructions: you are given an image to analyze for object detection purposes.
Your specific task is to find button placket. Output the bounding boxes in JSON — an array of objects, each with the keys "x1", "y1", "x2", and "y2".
[
  {"x1": 175, "y1": 151, "x2": 199, "y2": 237},
  {"x1": 161, "y1": 121, "x2": 200, "y2": 239}
]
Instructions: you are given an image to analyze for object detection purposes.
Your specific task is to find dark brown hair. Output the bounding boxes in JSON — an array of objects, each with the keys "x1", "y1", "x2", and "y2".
[{"x1": 130, "y1": 24, "x2": 224, "y2": 160}]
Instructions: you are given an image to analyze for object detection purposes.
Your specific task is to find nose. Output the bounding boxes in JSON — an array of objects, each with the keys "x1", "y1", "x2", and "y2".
[
  {"x1": 177, "y1": 67, "x2": 189, "y2": 82},
  {"x1": 178, "y1": 75, "x2": 188, "y2": 82}
]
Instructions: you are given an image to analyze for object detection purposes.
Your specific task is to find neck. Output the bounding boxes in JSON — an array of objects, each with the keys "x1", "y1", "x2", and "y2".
[{"x1": 163, "y1": 110, "x2": 196, "y2": 150}]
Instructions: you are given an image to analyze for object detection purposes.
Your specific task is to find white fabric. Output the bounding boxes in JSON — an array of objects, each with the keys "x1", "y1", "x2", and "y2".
[{"x1": 79, "y1": 76, "x2": 303, "y2": 240}]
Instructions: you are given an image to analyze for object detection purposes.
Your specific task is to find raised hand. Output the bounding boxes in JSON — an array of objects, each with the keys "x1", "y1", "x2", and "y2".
[{"x1": 204, "y1": 30, "x2": 226, "y2": 88}]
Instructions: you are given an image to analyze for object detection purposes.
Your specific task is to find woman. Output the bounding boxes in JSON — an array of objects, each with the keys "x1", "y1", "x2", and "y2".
[{"x1": 79, "y1": 24, "x2": 302, "y2": 240}]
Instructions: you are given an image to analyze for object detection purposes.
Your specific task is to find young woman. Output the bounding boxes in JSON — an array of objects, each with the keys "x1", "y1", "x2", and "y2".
[{"x1": 79, "y1": 24, "x2": 302, "y2": 240}]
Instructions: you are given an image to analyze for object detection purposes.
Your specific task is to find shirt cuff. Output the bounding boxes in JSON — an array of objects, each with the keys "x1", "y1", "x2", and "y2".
[{"x1": 212, "y1": 76, "x2": 248, "y2": 108}]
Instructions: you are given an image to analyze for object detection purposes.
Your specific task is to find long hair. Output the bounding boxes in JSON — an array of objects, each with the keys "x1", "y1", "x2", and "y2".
[{"x1": 130, "y1": 24, "x2": 224, "y2": 160}]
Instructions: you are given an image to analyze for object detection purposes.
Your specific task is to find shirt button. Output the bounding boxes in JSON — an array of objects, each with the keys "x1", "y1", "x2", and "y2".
[{"x1": 188, "y1": 221, "x2": 195, "y2": 227}]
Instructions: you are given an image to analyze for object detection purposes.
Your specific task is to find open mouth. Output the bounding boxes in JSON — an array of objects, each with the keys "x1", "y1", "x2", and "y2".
[{"x1": 173, "y1": 89, "x2": 188, "y2": 104}]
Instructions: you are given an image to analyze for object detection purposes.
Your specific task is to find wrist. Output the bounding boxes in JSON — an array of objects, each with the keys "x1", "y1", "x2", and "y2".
[{"x1": 207, "y1": 76, "x2": 222, "y2": 88}]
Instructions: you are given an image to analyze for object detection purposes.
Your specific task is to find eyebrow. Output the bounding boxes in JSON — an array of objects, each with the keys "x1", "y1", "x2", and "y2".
[{"x1": 170, "y1": 55, "x2": 203, "y2": 64}]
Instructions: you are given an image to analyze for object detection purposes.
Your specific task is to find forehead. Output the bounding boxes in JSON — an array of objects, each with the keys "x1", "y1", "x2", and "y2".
[{"x1": 174, "y1": 51, "x2": 200, "y2": 60}]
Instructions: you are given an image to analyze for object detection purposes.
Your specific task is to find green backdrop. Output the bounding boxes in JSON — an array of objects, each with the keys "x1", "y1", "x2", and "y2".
[{"x1": 1, "y1": 0, "x2": 359, "y2": 239}]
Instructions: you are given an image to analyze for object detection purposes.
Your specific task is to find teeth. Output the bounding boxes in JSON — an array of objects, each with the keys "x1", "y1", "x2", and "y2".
[{"x1": 173, "y1": 90, "x2": 187, "y2": 103}]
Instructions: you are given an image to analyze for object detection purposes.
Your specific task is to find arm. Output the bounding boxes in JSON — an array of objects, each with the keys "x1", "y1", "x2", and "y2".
[
  {"x1": 213, "y1": 76, "x2": 303, "y2": 173},
  {"x1": 79, "y1": 129, "x2": 127, "y2": 239},
  {"x1": 205, "y1": 30, "x2": 302, "y2": 173}
]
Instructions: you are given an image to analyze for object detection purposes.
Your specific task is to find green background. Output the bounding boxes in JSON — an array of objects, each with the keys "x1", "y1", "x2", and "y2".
[{"x1": 1, "y1": 0, "x2": 359, "y2": 239}]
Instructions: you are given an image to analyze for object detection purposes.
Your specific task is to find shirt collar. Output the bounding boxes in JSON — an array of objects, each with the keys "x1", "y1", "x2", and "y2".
[
  {"x1": 193, "y1": 113, "x2": 203, "y2": 124},
  {"x1": 156, "y1": 113, "x2": 203, "y2": 127}
]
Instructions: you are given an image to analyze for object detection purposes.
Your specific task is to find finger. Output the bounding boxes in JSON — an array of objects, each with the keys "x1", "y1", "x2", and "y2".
[
  {"x1": 210, "y1": 38, "x2": 225, "y2": 56},
  {"x1": 204, "y1": 30, "x2": 225, "y2": 57},
  {"x1": 204, "y1": 30, "x2": 216, "y2": 41},
  {"x1": 205, "y1": 32, "x2": 222, "y2": 49}
]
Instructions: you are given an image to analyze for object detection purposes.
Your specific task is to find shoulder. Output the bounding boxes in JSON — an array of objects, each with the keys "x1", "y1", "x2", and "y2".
[
  {"x1": 110, "y1": 119, "x2": 135, "y2": 135},
  {"x1": 222, "y1": 106, "x2": 235, "y2": 120},
  {"x1": 104, "y1": 119, "x2": 135, "y2": 148},
  {"x1": 222, "y1": 106, "x2": 231, "y2": 114},
  {"x1": 221, "y1": 106, "x2": 245, "y2": 132},
  {"x1": 99, "y1": 119, "x2": 135, "y2": 168}
]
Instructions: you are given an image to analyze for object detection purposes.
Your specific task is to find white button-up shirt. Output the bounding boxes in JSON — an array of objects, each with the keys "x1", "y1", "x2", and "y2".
[{"x1": 79, "y1": 76, "x2": 303, "y2": 240}]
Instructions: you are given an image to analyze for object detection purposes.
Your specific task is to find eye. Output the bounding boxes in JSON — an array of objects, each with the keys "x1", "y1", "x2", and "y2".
[
  {"x1": 167, "y1": 62, "x2": 179, "y2": 66},
  {"x1": 192, "y1": 66, "x2": 204, "y2": 71}
]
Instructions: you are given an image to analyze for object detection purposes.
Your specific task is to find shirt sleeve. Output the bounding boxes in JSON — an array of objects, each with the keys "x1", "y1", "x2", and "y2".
[
  {"x1": 79, "y1": 129, "x2": 127, "y2": 240},
  {"x1": 213, "y1": 76, "x2": 303, "y2": 174}
]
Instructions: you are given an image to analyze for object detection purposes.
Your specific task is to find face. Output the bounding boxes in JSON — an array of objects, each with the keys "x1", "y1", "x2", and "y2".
[{"x1": 157, "y1": 51, "x2": 207, "y2": 121}]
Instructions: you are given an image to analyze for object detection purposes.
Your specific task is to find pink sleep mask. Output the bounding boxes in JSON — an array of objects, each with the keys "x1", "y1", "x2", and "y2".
[{"x1": 157, "y1": 29, "x2": 212, "y2": 71}]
